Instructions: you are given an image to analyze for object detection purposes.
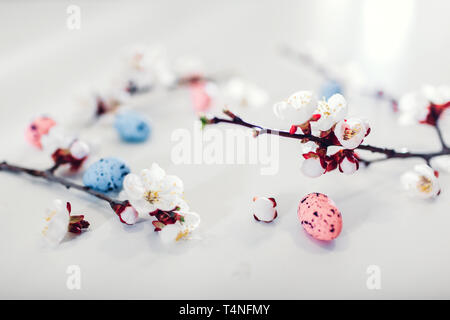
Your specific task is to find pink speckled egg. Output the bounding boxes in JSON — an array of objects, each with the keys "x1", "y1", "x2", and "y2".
[
  {"x1": 25, "y1": 116, "x2": 56, "y2": 149},
  {"x1": 298, "y1": 193, "x2": 342, "y2": 241}
]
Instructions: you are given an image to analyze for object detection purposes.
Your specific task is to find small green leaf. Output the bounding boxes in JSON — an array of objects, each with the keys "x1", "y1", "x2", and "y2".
[{"x1": 199, "y1": 116, "x2": 209, "y2": 129}]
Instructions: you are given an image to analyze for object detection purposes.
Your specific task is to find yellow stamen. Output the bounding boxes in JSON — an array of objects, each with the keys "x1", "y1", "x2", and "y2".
[
  {"x1": 343, "y1": 124, "x2": 362, "y2": 140},
  {"x1": 45, "y1": 210, "x2": 57, "y2": 222},
  {"x1": 175, "y1": 229, "x2": 190, "y2": 241},
  {"x1": 417, "y1": 176, "x2": 432, "y2": 193},
  {"x1": 145, "y1": 191, "x2": 159, "y2": 203}
]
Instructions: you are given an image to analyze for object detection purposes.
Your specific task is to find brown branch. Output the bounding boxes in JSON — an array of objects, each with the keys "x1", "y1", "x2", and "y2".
[
  {"x1": 203, "y1": 111, "x2": 450, "y2": 165},
  {"x1": 435, "y1": 121, "x2": 449, "y2": 151},
  {"x1": 0, "y1": 161, "x2": 126, "y2": 209}
]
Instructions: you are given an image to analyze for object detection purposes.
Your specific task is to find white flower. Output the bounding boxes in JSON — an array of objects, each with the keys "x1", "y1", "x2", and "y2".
[
  {"x1": 398, "y1": 91, "x2": 430, "y2": 125},
  {"x1": 42, "y1": 200, "x2": 69, "y2": 246},
  {"x1": 334, "y1": 118, "x2": 369, "y2": 149},
  {"x1": 273, "y1": 90, "x2": 317, "y2": 124},
  {"x1": 301, "y1": 141, "x2": 319, "y2": 154},
  {"x1": 121, "y1": 44, "x2": 177, "y2": 87},
  {"x1": 301, "y1": 157, "x2": 325, "y2": 178},
  {"x1": 69, "y1": 140, "x2": 90, "y2": 160},
  {"x1": 123, "y1": 163, "x2": 187, "y2": 215},
  {"x1": 119, "y1": 205, "x2": 139, "y2": 225},
  {"x1": 398, "y1": 84, "x2": 450, "y2": 125},
  {"x1": 41, "y1": 126, "x2": 73, "y2": 154},
  {"x1": 159, "y1": 211, "x2": 201, "y2": 244},
  {"x1": 224, "y1": 78, "x2": 268, "y2": 108},
  {"x1": 41, "y1": 126, "x2": 90, "y2": 159},
  {"x1": 339, "y1": 157, "x2": 358, "y2": 175},
  {"x1": 401, "y1": 164, "x2": 440, "y2": 199},
  {"x1": 432, "y1": 156, "x2": 450, "y2": 173},
  {"x1": 313, "y1": 94, "x2": 348, "y2": 131},
  {"x1": 42, "y1": 200, "x2": 89, "y2": 246},
  {"x1": 422, "y1": 84, "x2": 450, "y2": 105},
  {"x1": 252, "y1": 197, "x2": 277, "y2": 222}
]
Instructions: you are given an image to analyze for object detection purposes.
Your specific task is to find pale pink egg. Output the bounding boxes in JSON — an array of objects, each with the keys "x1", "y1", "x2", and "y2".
[
  {"x1": 189, "y1": 82, "x2": 211, "y2": 113},
  {"x1": 298, "y1": 193, "x2": 342, "y2": 241},
  {"x1": 25, "y1": 116, "x2": 56, "y2": 149}
]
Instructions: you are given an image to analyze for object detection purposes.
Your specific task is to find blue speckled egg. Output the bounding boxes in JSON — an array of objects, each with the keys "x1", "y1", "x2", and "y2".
[
  {"x1": 114, "y1": 111, "x2": 150, "y2": 143},
  {"x1": 82, "y1": 157, "x2": 130, "y2": 192},
  {"x1": 319, "y1": 80, "x2": 343, "y2": 100}
]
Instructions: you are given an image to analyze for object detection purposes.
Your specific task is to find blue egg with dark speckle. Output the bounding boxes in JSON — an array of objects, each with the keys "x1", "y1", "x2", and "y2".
[
  {"x1": 82, "y1": 157, "x2": 130, "y2": 192},
  {"x1": 319, "y1": 80, "x2": 343, "y2": 100},
  {"x1": 114, "y1": 111, "x2": 150, "y2": 143}
]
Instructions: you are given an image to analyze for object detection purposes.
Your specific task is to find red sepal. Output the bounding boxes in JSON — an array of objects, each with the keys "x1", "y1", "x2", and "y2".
[
  {"x1": 150, "y1": 209, "x2": 182, "y2": 231},
  {"x1": 51, "y1": 148, "x2": 87, "y2": 172},
  {"x1": 253, "y1": 210, "x2": 278, "y2": 223},
  {"x1": 268, "y1": 197, "x2": 277, "y2": 207},
  {"x1": 66, "y1": 203, "x2": 90, "y2": 234},
  {"x1": 420, "y1": 101, "x2": 450, "y2": 126},
  {"x1": 289, "y1": 125, "x2": 298, "y2": 135},
  {"x1": 302, "y1": 151, "x2": 317, "y2": 160},
  {"x1": 111, "y1": 201, "x2": 137, "y2": 225}
]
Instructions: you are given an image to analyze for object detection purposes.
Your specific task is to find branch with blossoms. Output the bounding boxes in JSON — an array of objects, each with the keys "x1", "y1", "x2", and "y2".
[
  {"x1": 3, "y1": 112, "x2": 201, "y2": 246},
  {"x1": 81, "y1": 44, "x2": 257, "y2": 123},
  {"x1": 71, "y1": 44, "x2": 269, "y2": 145},
  {"x1": 0, "y1": 160, "x2": 200, "y2": 245},
  {"x1": 281, "y1": 45, "x2": 450, "y2": 132},
  {"x1": 201, "y1": 91, "x2": 448, "y2": 199}
]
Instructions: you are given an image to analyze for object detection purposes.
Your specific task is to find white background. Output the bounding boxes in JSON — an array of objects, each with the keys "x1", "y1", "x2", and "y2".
[{"x1": 0, "y1": 0, "x2": 449, "y2": 299}]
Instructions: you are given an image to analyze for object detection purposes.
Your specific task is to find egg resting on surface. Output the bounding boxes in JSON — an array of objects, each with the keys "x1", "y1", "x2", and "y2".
[
  {"x1": 298, "y1": 193, "x2": 342, "y2": 241},
  {"x1": 82, "y1": 157, "x2": 130, "y2": 192},
  {"x1": 25, "y1": 116, "x2": 56, "y2": 149},
  {"x1": 319, "y1": 80, "x2": 343, "y2": 100},
  {"x1": 114, "y1": 111, "x2": 150, "y2": 143}
]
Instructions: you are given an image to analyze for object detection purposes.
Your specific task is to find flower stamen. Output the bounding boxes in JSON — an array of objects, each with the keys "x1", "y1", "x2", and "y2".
[
  {"x1": 343, "y1": 124, "x2": 362, "y2": 140},
  {"x1": 145, "y1": 190, "x2": 160, "y2": 204},
  {"x1": 417, "y1": 176, "x2": 432, "y2": 193},
  {"x1": 175, "y1": 229, "x2": 190, "y2": 241}
]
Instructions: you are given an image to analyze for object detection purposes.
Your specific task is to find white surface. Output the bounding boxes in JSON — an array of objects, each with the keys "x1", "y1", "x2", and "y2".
[{"x1": 0, "y1": 0, "x2": 449, "y2": 299}]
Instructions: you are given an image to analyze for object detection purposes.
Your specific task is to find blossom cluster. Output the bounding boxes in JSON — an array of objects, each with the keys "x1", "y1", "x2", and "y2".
[
  {"x1": 42, "y1": 200, "x2": 90, "y2": 246},
  {"x1": 104, "y1": 163, "x2": 200, "y2": 244},
  {"x1": 42, "y1": 162, "x2": 200, "y2": 246},
  {"x1": 26, "y1": 116, "x2": 90, "y2": 172},
  {"x1": 401, "y1": 164, "x2": 441, "y2": 199},
  {"x1": 274, "y1": 91, "x2": 370, "y2": 177},
  {"x1": 398, "y1": 84, "x2": 450, "y2": 126}
]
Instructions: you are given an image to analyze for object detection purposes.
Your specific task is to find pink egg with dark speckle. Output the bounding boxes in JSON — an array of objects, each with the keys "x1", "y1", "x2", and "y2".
[
  {"x1": 25, "y1": 116, "x2": 56, "y2": 149},
  {"x1": 298, "y1": 193, "x2": 342, "y2": 241}
]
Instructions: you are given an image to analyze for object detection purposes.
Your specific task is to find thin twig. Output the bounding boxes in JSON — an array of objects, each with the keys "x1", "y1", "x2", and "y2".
[
  {"x1": 204, "y1": 111, "x2": 450, "y2": 164},
  {"x1": 0, "y1": 161, "x2": 126, "y2": 209},
  {"x1": 435, "y1": 121, "x2": 449, "y2": 151}
]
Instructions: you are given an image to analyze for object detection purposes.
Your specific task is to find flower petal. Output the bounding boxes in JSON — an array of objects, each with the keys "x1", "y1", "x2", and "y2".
[
  {"x1": 340, "y1": 157, "x2": 358, "y2": 175},
  {"x1": 155, "y1": 192, "x2": 181, "y2": 211},
  {"x1": 119, "y1": 206, "x2": 139, "y2": 225},
  {"x1": 141, "y1": 163, "x2": 165, "y2": 190},
  {"x1": 180, "y1": 211, "x2": 201, "y2": 231},
  {"x1": 42, "y1": 199, "x2": 70, "y2": 246},
  {"x1": 301, "y1": 158, "x2": 325, "y2": 178},
  {"x1": 252, "y1": 197, "x2": 277, "y2": 222},
  {"x1": 129, "y1": 198, "x2": 156, "y2": 215},
  {"x1": 123, "y1": 173, "x2": 146, "y2": 200},
  {"x1": 160, "y1": 174, "x2": 184, "y2": 195}
]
